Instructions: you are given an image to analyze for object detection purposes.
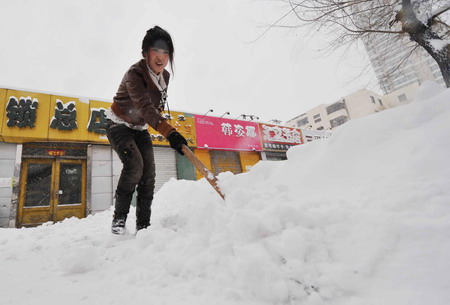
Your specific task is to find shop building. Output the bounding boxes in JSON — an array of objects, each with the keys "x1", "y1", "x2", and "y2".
[
  {"x1": 0, "y1": 87, "x2": 310, "y2": 228},
  {"x1": 259, "y1": 123, "x2": 304, "y2": 160},
  {"x1": 193, "y1": 115, "x2": 262, "y2": 177}
]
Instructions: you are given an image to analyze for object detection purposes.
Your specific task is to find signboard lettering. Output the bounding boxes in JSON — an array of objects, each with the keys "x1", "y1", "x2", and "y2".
[
  {"x1": 50, "y1": 100, "x2": 77, "y2": 131},
  {"x1": 6, "y1": 96, "x2": 38, "y2": 128},
  {"x1": 195, "y1": 115, "x2": 262, "y2": 151}
]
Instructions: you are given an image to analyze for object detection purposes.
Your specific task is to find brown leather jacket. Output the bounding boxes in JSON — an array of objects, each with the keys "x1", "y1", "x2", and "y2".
[{"x1": 111, "y1": 59, "x2": 174, "y2": 137}]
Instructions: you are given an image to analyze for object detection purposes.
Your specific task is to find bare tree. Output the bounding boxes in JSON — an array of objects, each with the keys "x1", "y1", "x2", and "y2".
[{"x1": 268, "y1": 0, "x2": 450, "y2": 88}]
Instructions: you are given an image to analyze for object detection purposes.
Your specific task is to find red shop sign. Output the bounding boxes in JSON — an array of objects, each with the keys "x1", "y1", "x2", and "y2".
[
  {"x1": 195, "y1": 115, "x2": 262, "y2": 151},
  {"x1": 47, "y1": 149, "x2": 66, "y2": 156}
]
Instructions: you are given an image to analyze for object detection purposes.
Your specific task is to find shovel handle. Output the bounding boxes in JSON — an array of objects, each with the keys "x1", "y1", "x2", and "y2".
[{"x1": 181, "y1": 145, "x2": 225, "y2": 200}]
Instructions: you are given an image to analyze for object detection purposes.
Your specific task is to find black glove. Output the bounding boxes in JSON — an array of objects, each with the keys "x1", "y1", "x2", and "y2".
[{"x1": 167, "y1": 131, "x2": 188, "y2": 155}]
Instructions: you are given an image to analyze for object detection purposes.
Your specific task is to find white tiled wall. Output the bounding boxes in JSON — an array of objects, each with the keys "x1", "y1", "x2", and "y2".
[{"x1": 0, "y1": 143, "x2": 17, "y2": 227}]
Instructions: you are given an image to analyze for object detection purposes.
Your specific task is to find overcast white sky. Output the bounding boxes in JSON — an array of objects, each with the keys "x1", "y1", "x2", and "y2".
[{"x1": 0, "y1": 0, "x2": 380, "y2": 123}]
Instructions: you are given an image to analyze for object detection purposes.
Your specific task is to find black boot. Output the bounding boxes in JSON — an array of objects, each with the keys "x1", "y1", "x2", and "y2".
[
  {"x1": 111, "y1": 215, "x2": 127, "y2": 235},
  {"x1": 136, "y1": 222, "x2": 150, "y2": 234},
  {"x1": 136, "y1": 195, "x2": 153, "y2": 233}
]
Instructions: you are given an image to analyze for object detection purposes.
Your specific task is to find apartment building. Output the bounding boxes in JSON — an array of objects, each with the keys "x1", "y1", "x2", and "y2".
[
  {"x1": 286, "y1": 89, "x2": 384, "y2": 130},
  {"x1": 362, "y1": 33, "x2": 444, "y2": 94}
]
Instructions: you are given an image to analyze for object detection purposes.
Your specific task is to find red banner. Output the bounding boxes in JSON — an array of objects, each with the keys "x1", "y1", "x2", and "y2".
[{"x1": 195, "y1": 115, "x2": 262, "y2": 151}]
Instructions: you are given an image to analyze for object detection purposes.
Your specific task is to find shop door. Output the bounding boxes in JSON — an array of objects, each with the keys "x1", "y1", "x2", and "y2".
[{"x1": 17, "y1": 159, "x2": 86, "y2": 227}]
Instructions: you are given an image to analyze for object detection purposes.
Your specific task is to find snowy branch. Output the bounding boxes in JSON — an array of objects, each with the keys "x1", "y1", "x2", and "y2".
[
  {"x1": 267, "y1": 0, "x2": 450, "y2": 87},
  {"x1": 431, "y1": 2, "x2": 450, "y2": 19}
]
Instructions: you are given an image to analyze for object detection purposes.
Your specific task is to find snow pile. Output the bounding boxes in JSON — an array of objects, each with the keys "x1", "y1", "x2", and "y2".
[{"x1": 1, "y1": 84, "x2": 450, "y2": 305}]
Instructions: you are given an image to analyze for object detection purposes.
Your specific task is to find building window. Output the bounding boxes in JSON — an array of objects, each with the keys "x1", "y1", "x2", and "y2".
[
  {"x1": 317, "y1": 126, "x2": 324, "y2": 130},
  {"x1": 378, "y1": 99, "x2": 383, "y2": 106},
  {"x1": 313, "y1": 114, "x2": 321, "y2": 119},
  {"x1": 326, "y1": 102, "x2": 346, "y2": 114},
  {"x1": 398, "y1": 94, "x2": 408, "y2": 102},
  {"x1": 297, "y1": 117, "x2": 309, "y2": 127},
  {"x1": 330, "y1": 115, "x2": 348, "y2": 128},
  {"x1": 314, "y1": 118, "x2": 322, "y2": 123},
  {"x1": 370, "y1": 96, "x2": 376, "y2": 104}
]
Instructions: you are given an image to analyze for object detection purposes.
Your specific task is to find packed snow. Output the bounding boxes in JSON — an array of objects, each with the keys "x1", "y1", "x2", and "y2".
[{"x1": 1, "y1": 83, "x2": 450, "y2": 304}]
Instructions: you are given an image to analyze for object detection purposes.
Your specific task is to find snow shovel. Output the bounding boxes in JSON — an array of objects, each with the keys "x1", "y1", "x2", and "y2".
[{"x1": 181, "y1": 144, "x2": 225, "y2": 200}]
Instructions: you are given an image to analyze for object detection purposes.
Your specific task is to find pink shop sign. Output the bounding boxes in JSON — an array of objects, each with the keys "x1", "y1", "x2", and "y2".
[{"x1": 195, "y1": 115, "x2": 262, "y2": 151}]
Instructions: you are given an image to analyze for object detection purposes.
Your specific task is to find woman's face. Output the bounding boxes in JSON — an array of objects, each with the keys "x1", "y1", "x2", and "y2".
[{"x1": 147, "y1": 47, "x2": 169, "y2": 75}]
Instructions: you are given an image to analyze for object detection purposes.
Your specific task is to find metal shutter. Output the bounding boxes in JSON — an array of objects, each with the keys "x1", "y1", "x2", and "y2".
[
  {"x1": 154, "y1": 146, "x2": 177, "y2": 192},
  {"x1": 210, "y1": 150, "x2": 242, "y2": 176}
]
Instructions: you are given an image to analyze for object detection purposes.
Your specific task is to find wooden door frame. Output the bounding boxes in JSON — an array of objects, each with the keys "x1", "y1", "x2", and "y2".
[
  {"x1": 17, "y1": 159, "x2": 57, "y2": 227},
  {"x1": 17, "y1": 158, "x2": 87, "y2": 227},
  {"x1": 53, "y1": 159, "x2": 87, "y2": 222}
]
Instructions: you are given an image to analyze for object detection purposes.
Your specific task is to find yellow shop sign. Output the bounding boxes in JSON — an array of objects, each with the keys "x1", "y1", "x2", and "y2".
[
  {"x1": 149, "y1": 111, "x2": 197, "y2": 147},
  {"x1": 1, "y1": 89, "x2": 51, "y2": 143},
  {"x1": 0, "y1": 89, "x2": 112, "y2": 144}
]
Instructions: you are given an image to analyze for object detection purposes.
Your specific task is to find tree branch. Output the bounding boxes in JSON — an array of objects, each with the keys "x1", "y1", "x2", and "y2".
[{"x1": 431, "y1": 2, "x2": 450, "y2": 20}]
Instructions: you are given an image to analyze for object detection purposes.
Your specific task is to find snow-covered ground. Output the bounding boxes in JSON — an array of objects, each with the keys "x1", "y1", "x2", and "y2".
[{"x1": 1, "y1": 82, "x2": 449, "y2": 305}]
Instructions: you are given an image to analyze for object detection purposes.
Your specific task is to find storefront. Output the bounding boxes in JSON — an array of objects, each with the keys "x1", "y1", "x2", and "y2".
[
  {"x1": 0, "y1": 89, "x2": 114, "y2": 227},
  {"x1": 0, "y1": 87, "x2": 317, "y2": 228},
  {"x1": 147, "y1": 110, "x2": 197, "y2": 190},
  {"x1": 0, "y1": 88, "x2": 196, "y2": 227},
  {"x1": 194, "y1": 115, "x2": 262, "y2": 178},
  {"x1": 17, "y1": 142, "x2": 87, "y2": 227},
  {"x1": 259, "y1": 123, "x2": 304, "y2": 161}
]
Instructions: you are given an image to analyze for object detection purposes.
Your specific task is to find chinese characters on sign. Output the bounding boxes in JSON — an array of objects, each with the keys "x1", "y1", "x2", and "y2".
[
  {"x1": 6, "y1": 96, "x2": 38, "y2": 128},
  {"x1": 182, "y1": 124, "x2": 195, "y2": 145},
  {"x1": 2, "y1": 92, "x2": 304, "y2": 151},
  {"x1": 150, "y1": 134, "x2": 165, "y2": 142},
  {"x1": 50, "y1": 100, "x2": 77, "y2": 131},
  {"x1": 87, "y1": 108, "x2": 108, "y2": 134},
  {"x1": 174, "y1": 115, "x2": 195, "y2": 144},
  {"x1": 261, "y1": 124, "x2": 302, "y2": 143},
  {"x1": 259, "y1": 124, "x2": 303, "y2": 151},
  {"x1": 263, "y1": 143, "x2": 293, "y2": 150},
  {"x1": 195, "y1": 115, "x2": 262, "y2": 151},
  {"x1": 150, "y1": 111, "x2": 196, "y2": 146},
  {"x1": 2, "y1": 93, "x2": 112, "y2": 143},
  {"x1": 221, "y1": 123, "x2": 232, "y2": 136},
  {"x1": 220, "y1": 123, "x2": 257, "y2": 139},
  {"x1": 47, "y1": 150, "x2": 66, "y2": 157}
]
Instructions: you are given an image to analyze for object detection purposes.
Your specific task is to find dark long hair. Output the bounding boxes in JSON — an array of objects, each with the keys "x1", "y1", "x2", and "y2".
[{"x1": 142, "y1": 26, "x2": 174, "y2": 73}]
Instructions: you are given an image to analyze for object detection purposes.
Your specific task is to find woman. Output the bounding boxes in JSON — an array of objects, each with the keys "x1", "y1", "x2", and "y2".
[{"x1": 106, "y1": 26, "x2": 187, "y2": 235}]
